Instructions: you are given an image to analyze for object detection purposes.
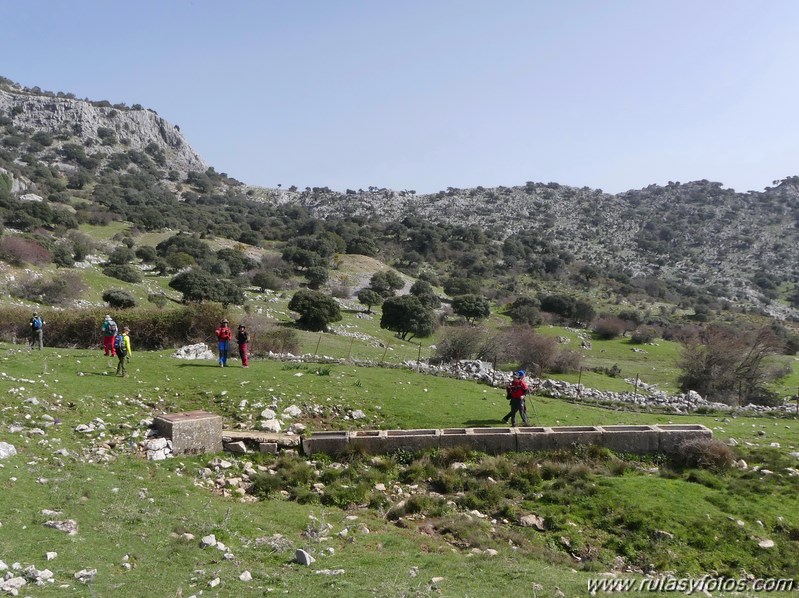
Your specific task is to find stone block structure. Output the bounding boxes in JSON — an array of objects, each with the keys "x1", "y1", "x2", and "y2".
[{"x1": 153, "y1": 410, "x2": 223, "y2": 455}]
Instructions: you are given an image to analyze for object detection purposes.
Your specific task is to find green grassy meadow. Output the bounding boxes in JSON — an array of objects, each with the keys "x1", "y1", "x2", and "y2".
[
  {"x1": 3, "y1": 224, "x2": 799, "y2": 595},
  {"x1": 1, "y1": 344, "x2": 798, "y2": 596}
]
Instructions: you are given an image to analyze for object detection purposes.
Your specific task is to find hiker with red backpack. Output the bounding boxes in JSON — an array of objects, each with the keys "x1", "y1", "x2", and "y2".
[
  {"x1": 502, "y1": 370, "x2": 529, "y2": 426},
  {"x1": 102, "y1": 315, "x2": 118, "y2": 356}
]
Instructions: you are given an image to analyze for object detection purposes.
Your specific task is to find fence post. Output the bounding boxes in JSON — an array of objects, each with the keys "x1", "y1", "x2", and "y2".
[
  {"x1": 380, "y1": 340, "x2": 390, "y2": 365},
  {"x1": 314, "y1": 334, "x2": 322, "y2": 359}
]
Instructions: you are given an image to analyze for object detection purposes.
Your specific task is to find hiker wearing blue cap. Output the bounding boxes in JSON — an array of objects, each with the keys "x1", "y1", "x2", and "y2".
[{"x1": 502, "y1": 370, "x2": 529, "y2": 426}]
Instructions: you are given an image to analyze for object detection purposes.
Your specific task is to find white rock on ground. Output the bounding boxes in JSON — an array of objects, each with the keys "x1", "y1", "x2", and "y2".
[
  {"x1": 294, "y1": 549, "x2": 315, "y2": 566},
  {"x1": 260, "y1": 419, "x2": 282, "y2": 433},
  {"x1": 74, "y1": 568, "x2": 97, "y2": 583},
  {"x1": 0, "y1": 442, "x2": 17, "y2": 459}
]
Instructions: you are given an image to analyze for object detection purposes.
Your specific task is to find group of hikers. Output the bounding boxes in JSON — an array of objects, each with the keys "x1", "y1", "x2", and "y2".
[
  {"x1": 101, "y1": 316, "x2": 248, "y2": 374},
  {"x1": 28, "y1": 312, "x2": 250, "y2": 372},
  {"x1": 101, "y1": 315, "x2": 132, "y2": 376},
  {"x1": 29, "y1": 311, "x2": 131, "y2": 377},
  {"x1": 214, "y1": 318, "x2": 249, "y2": 367},
  {"x1": 30, "y1": 312, "x2": 534, "y2": 421}
]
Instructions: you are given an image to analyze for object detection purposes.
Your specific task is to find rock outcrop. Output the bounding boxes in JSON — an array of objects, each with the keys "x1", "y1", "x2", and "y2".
[{"x1": 0, "y1": 88, "x2": 206, "y2": 178}]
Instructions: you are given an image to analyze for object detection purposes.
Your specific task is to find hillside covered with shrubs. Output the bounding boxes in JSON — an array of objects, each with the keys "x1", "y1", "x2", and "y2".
[{"x1": 2, "y1": 76, "x2": 799, "y2": 409}]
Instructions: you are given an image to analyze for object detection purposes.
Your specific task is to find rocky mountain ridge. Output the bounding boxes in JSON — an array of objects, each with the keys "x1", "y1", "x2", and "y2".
[
  {"x1": 0, "y1": 82, "x2": 206, "y2": 179},
  {"x1": 249, "y1": 177, "x2": 799, "y2": 319}
]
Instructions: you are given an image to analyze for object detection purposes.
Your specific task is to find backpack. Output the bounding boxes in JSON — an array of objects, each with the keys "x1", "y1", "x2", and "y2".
[
  {"x1": 114, "y1": 334, "x2": 126, "y2": 355},
  {"x1": 109, "y1": 321, "x2": 118, "y2": 335},
  {"x1": 31, "y1": 317, "x2": 42, "y2": 330}
]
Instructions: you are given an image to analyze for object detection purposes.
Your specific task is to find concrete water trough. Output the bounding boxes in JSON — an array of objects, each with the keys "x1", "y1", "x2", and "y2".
[
  {"x1": 302, "y1": 430, "x2": 350, "y2": 456},
  {"x1": 382, "y1": 429, "x2": 440, "y2": 453},
  {"x1": 223, "y1": 421, "x2": 714, "y2": 458},
  {"x1": 656, "y1": 424, "x2": 713, "y2": 454},
  {"x1": 439, "y1": 428, "x2": 471, "y2": 450},
  {"x1": 349, "y1": 429, "x2": 384, "y2": 453},
  {"x1": 599, "y1": 425, "x2": 660, "y2": 454},
  {"x1": 516, "y1": 427, "x2": 551, "y2": 452},
  {"x1": 469, "y1": 427, "x2": 517, "y2": 453},
  {"x1": 547, "y1": 425, "x2": 603, "y2": 450}
]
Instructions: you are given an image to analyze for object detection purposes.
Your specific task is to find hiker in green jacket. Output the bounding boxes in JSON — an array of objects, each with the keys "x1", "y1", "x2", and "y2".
[{"x1": 115, "y1": 326, "x2": 132, "y2": 377}]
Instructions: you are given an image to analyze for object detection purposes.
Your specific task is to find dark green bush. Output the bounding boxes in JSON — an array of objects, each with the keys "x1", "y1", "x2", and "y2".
[
  {"x1": 592, "y1": 317, "x2": 625, "y2": 340},
  {"x1": 10, "y1": 271, "x2": 86, "y2": 306},
  {"x1": 321, "y1": 481, "x2": 372, "y2": 508},
  {"x1": 386, "y1": 494, "x2": 450, "y2": 520},
  {"x1": 147, "y1": 292, "x2": 169, "y2": 309},
  {"x1": 630, "y1": 326, "x2": 657, "y2": 344},
  {"x1": 103, "y1": 264, "x2": 143, "y2": 283},
  {"x1": 102, "y1": 289, "x2": 137, "y2": 309},
  {"x1": 673, "y1": 438, "x2": 734, "y2": 473}
]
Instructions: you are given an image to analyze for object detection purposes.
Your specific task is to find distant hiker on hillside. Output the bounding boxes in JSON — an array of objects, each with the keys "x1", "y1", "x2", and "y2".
[
  {"x1": 236, "y1": 324, "x2": 250, "y2": 368},
  {"x1": 215, "y1": 319, "x2": 232, "y2": 367},
  {"x1": 29, "y1": 312, "x2": 45, "y2": 350},
  {"x1": 502, "y1": 370, "x2": 529, "y2": 426},
  {"x1": 115, "y1": 326, "x2": 132, "y2": 377},
  {"x1": 101, "y1": 315, "x2": 118, "y2": 356}
]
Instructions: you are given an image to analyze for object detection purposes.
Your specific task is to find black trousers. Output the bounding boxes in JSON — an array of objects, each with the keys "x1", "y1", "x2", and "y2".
[{"x1": 503, "y1": 398, "x2": 527, "y2": 425}]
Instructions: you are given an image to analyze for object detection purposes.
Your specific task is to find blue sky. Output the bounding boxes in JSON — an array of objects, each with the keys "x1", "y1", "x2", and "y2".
[{"x1": 2, "y1": 0, "x2": 798, "y2": 194}]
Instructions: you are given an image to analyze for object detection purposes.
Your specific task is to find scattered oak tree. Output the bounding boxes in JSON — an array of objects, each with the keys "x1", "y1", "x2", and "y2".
[
  {"x1": 288, "y1": 289, "x2": 342, "y2": 331},
  {"x1": 380, "y1": 295, "x2": 435, "y2": 341},
  {"x1": 169, "y1": 269, "x2": 245, "y2": 306},
  {"x1": 357, "y1": 288, "x2": 383, "y2": 314},
  {"x1": 505, "y1": 296, "x2": 542, "y2": 327},
  {"x1": 409, "y1": 279, "x2": 441, "y2": 310},
  {"x1": 368, "y1": 270, "x2": 405, "y2": 298},
  {"x1": 452, "y1": 294, "x2": 490, "y2": 324}
]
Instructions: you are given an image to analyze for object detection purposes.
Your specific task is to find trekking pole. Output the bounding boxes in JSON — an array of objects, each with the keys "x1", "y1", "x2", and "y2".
[{"x1": 527, "y1": 396, "x2": 540, "y2": 426}]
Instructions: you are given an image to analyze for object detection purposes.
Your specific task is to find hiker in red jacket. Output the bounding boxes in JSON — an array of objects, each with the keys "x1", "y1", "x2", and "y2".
[
  {"x1": 215, "y1": 319, "x2": 232, "y2": 367},
  {"x1": 502, "y1": 370, "x2": 529, "y2": 426}
]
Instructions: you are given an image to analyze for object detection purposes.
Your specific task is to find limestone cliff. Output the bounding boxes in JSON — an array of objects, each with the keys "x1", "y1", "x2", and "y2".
[{"x1": 0, "y1": 87, "x2": 206, "y2": 177}]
